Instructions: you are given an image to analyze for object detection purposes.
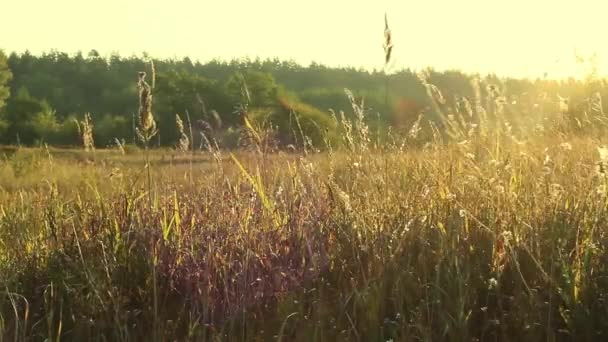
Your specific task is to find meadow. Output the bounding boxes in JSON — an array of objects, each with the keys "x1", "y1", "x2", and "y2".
[
  {"x1": 2, "y1": 34, "x2": 608, "y2": 339},
  {"x1": 2, "y1": 108, "x2": 608, "y2": 341}
]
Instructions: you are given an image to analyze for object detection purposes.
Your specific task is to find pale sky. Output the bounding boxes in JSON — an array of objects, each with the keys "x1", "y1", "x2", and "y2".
[{"x1": 1, "y1": 0, "x2": 607, "y2": 79}]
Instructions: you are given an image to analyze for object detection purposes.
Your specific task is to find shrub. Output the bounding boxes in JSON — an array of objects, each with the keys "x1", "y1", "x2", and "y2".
[{"x1": 249, "y1": 92, "x2": 337, "y2": 149}]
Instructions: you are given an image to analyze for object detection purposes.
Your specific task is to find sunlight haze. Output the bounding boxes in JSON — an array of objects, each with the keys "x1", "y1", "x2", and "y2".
[{"x1": 1, "y1": 0, "x2": 607, "y2": 78}]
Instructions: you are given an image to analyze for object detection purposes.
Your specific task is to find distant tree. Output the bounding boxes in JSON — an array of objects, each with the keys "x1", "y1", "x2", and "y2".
[
  {"x1": 4, "y1": 49, "x2": 596, "y2": 148},
  {"x1": 0, "y1": 50, "x2": 12, "y2": 111},
  {"x1": 225, "y1": 70, "x2": 278, "y2": 108},
  {"x1": 154, "y1": 70, "x2": 233, "y2": 144},
  {"x1": 3, "y1": 87, "x2": 53, "y2": 144},
  {"x1": 94, "y1": 114, "x2": 131, "y2": 146},
  {"x1": 249, "y1": 89, "x2": 337, "y2": 147},
  {"x1": 31, "y1": 108, "x2": 60, "y2": 143}
]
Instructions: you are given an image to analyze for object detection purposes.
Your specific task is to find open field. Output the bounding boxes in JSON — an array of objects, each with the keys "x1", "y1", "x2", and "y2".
[
  {"x1": 2, "y1": 130, "x2": 608, "y2": 341},
  {"x1": 3, "y1": 2, "x2": 608, "y2": 340}
]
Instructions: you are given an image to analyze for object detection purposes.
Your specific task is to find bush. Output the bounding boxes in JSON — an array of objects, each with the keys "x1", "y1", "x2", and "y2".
[
  {"x1": 249, "y1": 93, "x2": 337, "y2": 149},
  {"x1": 54, "y1": 116, "x2": 81, "y2": 146},
  {"x1": 94, "y1": 114, "x2": 131, "y2": 147},
  {"x1": 31, "y1": 109, "x2": 60, "y2": 144}
]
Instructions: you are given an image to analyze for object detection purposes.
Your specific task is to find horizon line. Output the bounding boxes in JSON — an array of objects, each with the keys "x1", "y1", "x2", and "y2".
[{"x1": 2, "y1": 47, "x2": 599, "y2": 82}]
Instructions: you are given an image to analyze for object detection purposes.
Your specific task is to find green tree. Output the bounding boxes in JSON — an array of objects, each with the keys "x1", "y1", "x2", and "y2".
[
  {"x1": 225, "y1": 70, "x2": 278, "y2": 108},
  {"x1": 154, "y1": 70, "x2": 233, "y2": 144},
  {"x1": 31, "y1": 109, "x2": 60, "y2": 143},
  {"x1": 3, "y1": 87, "x2": 53, "y2": 144},
  {"x1": 95, "y1": 114, "x2": 131, "y2": 147},
  {"x1": 250, "y1": 90, "x2": 337, "y2": 147},
  {"x1": 0, "y1": 50, "x2": 12, "y2": 111}
]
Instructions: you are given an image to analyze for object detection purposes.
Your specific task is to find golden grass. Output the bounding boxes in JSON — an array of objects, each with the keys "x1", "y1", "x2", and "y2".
[{"x1": 1, "y1": 129, "x2": 608, "y2": 340}]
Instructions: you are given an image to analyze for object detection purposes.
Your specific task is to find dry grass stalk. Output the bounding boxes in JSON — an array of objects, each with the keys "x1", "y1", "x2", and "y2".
[
  {"x1": 137, "y1": 66, "x2": 158, "y2": 143},
  {"x1": 76, "y1": 112, "x2": 95, "y2": 152},
  {"x1": 114, "y1": 138, "x2": 126, "y2": 155},
  {"x1": 383, "y1": 13, "x2": 393, "y2": 67},
  {"x1": 175, "y1": 114, "x2": 189, "y2": 152}
]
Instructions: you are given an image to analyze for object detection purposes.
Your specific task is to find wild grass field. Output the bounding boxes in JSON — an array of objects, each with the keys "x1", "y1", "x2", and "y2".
[
  {"x1": 2, "y1": 28, "x2": 608, "y2": 339},
  {"x1": 2, "y1": 109, "x2": 608, "y2": 341}
]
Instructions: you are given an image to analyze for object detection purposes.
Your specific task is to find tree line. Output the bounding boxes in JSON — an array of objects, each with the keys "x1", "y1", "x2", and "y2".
[{"x1": 0, "y1": 49, "x2": 604, "y2": 149}]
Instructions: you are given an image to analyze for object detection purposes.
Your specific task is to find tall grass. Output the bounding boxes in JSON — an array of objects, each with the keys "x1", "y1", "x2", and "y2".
[
  {"x1": 2, "y1": 99, "x2": 608, "y2": 341},
  {"x1": 3, "y1": 23, "x2": 608, "y2": 341}
]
